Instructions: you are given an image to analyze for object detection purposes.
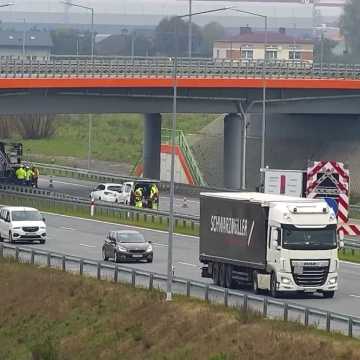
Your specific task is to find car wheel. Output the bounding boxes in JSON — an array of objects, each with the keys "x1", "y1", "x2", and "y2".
[
  {"x1": 323, "y1": 291, "x2": 335, "y2": 299},
  {"x1": 40, "y1": 239, "x2": 46, "y2": 244},
  {"x1": 115, "y1": 198, "x2": 118, "y2": 203},
  {"x1": 98, "y1": 197, "x2": 101, "y2": 201},
  {"x1": 270, "y1": 272, "x2": 280, "y2": 298},
  {"x1": 8, "y1": 232, "x2": 14, "y2": 244},
  {"x1": 147, "y1": 257, "x2": 153, "y2": 263},
  {"x1": 102, "y1": 248, "x2": 109, "y2": 261},
  {"x1": 0, "y1": 233, "x2": 3, "y2": 242}
]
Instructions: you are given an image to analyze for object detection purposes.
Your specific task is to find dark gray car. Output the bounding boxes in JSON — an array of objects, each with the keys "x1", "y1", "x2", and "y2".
[{"x1": 102, "y1": 230, "x2": 153, "y2": 263}]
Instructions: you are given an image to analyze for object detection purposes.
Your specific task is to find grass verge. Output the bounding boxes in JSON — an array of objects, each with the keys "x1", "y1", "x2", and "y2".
[
  {"x1": 339, "y1": 247, "x2": 360, "y2": 263},
  {"x1": 14, "y1": 113, "x2": 217, "y2": 166},
  {"x1": 1, "y1": 258, "x2": 360, "y2": 360}
]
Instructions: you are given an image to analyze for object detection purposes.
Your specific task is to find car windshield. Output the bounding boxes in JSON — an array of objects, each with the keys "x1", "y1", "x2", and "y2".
[
  {"x1": 12, "y1": 210, "x2": 42, "y2": 222},
  {"x1": 282, "y1": 224, "x2": 337, "y2": 250},
  {"x1": 116, "y1": 232, "x2": 145, "y2": 243}
]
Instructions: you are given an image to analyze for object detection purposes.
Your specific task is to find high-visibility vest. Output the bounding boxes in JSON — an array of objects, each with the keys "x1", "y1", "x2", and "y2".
[
  {"x1": 26, "y1": 169, "x2": 33, "y2": 181},
  {"x1": 16, "y1": 167, "x2": 25, "y2": 180}
]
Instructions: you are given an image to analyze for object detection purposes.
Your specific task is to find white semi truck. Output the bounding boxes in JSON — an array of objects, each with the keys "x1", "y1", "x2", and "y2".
[{"x1": 199, "y1": 192, "x2": 343, "y2": 298}]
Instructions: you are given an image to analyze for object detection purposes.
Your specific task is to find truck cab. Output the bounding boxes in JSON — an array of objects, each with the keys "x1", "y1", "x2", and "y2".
[{"x1": 266, "y1": 201, "x2": 339, "y2": 298}]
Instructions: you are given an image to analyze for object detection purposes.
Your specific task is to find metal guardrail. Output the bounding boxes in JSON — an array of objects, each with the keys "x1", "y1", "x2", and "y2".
[
  {"x1": 0, "y1": 243, "x2": 359, "y2": 338},
  {"x1": 1, "y1": 56, "x2": 360, "y2": 80}
]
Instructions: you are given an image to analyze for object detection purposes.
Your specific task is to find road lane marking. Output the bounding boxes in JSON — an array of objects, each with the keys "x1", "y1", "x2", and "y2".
[
  {"x1": 340, "y1": 260, "x2": 360, "y2": 267},
  {"x1": 79, "y1": 244, "x2": 96, "y2": 248},
  {"x1": 45, "y1": 180, "x2": 91, "y2": 188},
  {"x1": 42, "y1": 211, "x2": 199, "y2": 239},
  {"x1": 177, "y1": 261, "x2": 198, "y2": 267},
  {"x1": 152, "y1": 242, "x2": 168, "y2": 247},
  {"x1": 60, "y1": 227, "x2": 75, "y2": 231},
  {"x1": 349, "y1": 294, "x2": 360, "y2": 298}
]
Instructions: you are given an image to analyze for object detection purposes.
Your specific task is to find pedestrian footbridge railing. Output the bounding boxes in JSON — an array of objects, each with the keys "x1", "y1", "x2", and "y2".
[
  {"x1": 1, "y1": 56, "x2": 360, "y2": 80},
  {"x1": 1, "y1": 243, "x2": 360, "y2": 338}
]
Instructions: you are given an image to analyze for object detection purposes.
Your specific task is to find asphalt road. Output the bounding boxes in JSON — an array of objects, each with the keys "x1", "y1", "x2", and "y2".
[
  {"x1": 15, "y1": 212, "x2": 360, "y2": 320},
  {"x1": 38, "y1": 176, "x2": 200, "y2": 217}
]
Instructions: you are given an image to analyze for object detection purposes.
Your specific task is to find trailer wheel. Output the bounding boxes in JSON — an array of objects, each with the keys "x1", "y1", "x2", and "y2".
[
  {"x1": 213, "y1": 262, "x2": 220, "y2": 286},
  {"x1": 225, "y1": 265, "x2": 234, "y2": 289},
  {"x1": 270, "y1": 272, "x2": 280, "y2": 298},
  {"x1": 219, "y1": 263, "x2": 226, "y2": 287},
  {"x1": 253, "y1": 271, "x2": 260, "y2": 294}
]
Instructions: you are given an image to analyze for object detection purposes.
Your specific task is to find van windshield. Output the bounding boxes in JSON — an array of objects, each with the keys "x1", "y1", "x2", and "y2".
[
  {"x1": 12, "y1": 211, "x2": 42, "y2": 222},
  {"x1": 282, "y1": 224, "x2": 337, "y2": 250}
]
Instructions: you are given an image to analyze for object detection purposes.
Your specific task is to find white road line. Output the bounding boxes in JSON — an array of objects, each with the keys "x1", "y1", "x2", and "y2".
[
  {"x1": 349, "y1": 294, "x2": 360, "y2": 298},
  {"x1": 340, "y1": 260, "x2": 360, "y2": 267},
  {"x1": 42, "y1": 211, "x2": 199, "y2": 239},
  {"x1": 152, "y1": 242, "x2": 168, "y2": 247},
  {"x1": 45, "y1": 180, "x2": 90, "y2": 188},
  {"x1": 79, "y1": 243, "x2": 96, "y2": 248},
  {"x1": 177, "y1": 261, "x2": 198, "y2": 267}
]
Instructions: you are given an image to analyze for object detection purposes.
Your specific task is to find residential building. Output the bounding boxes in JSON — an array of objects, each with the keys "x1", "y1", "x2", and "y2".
[
  {"x1": 0, "y1": 31, "x2": 53, "y2": 61},
  {"x1": 213, "y1": 27, "x2": 314, "y2": 62}
]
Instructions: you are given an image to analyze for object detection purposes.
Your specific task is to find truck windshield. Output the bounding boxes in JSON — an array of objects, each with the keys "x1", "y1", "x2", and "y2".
[
  {"x1": 12, "y1": 211, "x2": 42, "y2": 222},
  {"x1": 282, "y1": 224, "x2": 337, "y2": 250}
]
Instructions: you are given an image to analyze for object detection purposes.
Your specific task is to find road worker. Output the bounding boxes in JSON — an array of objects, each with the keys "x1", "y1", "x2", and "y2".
[
  {"x1": 32, "y1": 166, "x2": 40, "y2": 188},
  {"x1": 15, "y1": 164, "x2": 26, "y2": 185},
  {"x1": 150, "y1": 183, "x2": 159, "y2": 210},
  {"x1": 134, "y1": 187, "x2": 143, "y2": 208},
  {"x1": 25, "y1": 166, "x2": 33, "y2": 186}
]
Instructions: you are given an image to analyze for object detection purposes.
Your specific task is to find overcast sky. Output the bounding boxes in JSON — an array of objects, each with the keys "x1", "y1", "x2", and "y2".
[{"x1": 6, "y1": 0, "x2": 342, "y2": 17}]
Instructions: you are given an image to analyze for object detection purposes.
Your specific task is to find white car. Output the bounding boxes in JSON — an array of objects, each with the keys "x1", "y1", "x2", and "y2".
[
  {"x1": 0, "y1": 206, "x2": 47, "y2": 244},
  {"x1": 90, "y1": 183, "x2": 125, "y2": 203}
]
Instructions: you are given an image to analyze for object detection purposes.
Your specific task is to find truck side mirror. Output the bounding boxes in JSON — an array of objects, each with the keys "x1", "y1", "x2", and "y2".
[{"x1": 338, "y1": 232, "x2": 344, "y2": 249}]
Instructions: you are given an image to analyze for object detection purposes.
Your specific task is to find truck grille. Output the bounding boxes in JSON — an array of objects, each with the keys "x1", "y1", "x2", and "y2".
[
  {"x1": 291, "y1": 260, "x2": 329, "y2": 287},
  {"x1": 22, "y1": 227, "x2": 39, "y2": 232}
]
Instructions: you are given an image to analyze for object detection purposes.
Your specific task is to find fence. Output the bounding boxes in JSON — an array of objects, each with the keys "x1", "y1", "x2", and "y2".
[
  {"x1": 0, "y1": 243, "x2": 359, "y2": 338},
  {"x1": 1, "y1": 56, "x2": 360, "y2": 80}
]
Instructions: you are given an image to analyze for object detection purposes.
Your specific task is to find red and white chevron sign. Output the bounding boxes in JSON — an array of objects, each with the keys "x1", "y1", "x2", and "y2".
[
  {"x1": 306, "y1": 160, "x2": 350, "y2": 224},
  {"x1": 338, "y1": 224, "x2": 360, "y2": 237}
]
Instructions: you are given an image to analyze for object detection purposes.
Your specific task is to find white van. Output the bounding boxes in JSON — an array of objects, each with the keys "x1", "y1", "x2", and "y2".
[{"x1": 0, "y1": 206, "x2": 47, "y2": 244}]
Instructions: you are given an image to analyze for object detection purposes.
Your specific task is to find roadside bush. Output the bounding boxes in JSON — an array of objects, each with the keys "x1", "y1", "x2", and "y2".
[{"x1": 15, "y1": 113, "x2": 56, "y2": 139}]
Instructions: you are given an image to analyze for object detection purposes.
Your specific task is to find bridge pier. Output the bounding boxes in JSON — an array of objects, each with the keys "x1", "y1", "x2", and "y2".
[
  {"x1": 143, "y1": 113, "x2": 162, "y2": 180},
  {"x1": 224, "y1": 113, "x2": 243, "y2": 189}
]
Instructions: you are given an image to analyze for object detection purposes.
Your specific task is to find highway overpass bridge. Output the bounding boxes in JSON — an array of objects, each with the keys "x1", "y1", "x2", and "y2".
[{"x1": 1, "y1": 56, "x2": 360, "y2": 188}]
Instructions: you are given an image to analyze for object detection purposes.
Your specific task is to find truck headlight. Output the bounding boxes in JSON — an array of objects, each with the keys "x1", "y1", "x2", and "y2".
[{"x1": 328, "y1": 277, "x2": 337, "y2": 285}]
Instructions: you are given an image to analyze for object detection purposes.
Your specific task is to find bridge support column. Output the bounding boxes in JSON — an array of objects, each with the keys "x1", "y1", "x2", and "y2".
[
  {"x1": 143, "y1": 113, "x2": 162, "y2": 180},
  {"x1": 224, "y1": 113, "x2": 242, "y2": 189}
]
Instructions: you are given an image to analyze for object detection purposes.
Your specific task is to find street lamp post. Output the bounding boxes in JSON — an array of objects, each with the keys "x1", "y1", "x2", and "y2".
[
  {"x1": 188, "y1": 0, "x2": 192, "y2": 59},
  {"x1": 230, "y1": 9, "x2": 268, "y2": 181},
  {"x1": 61, "y1": 1, "x2": 94, "y2": 170},
  {"x1": 61, "y1": 1, "x2": 94, "y2": 58},
  {"x1": 166, "y1": 6, "x2": 233, "y2": 302}
]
